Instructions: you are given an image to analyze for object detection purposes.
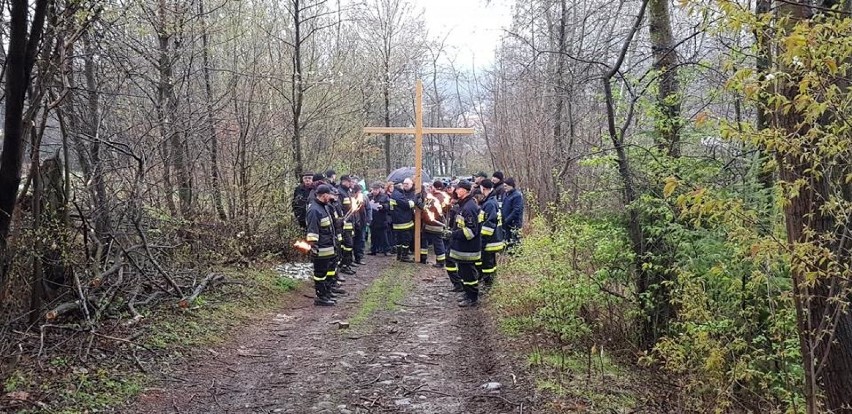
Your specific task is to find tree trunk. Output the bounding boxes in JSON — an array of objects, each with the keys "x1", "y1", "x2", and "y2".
[
  {"x1": 83, "y1": 34, "x2": 111, "y2": 240},
  {"x1": 199, "y1": 0, "x2": 227, "y2": 221},
  {"x1": 383, "y1": 61, "x2": 392, "y2": 175},
  {"x1": 774, "y1": 1, "x2": 852, "y2": 412},
  {"x1": 0, "y1": 0, "x2": 50, "y2": 299},
  {"x1": 157, "y1": 0, "x2": 191, "y2": 219},
  {"x1": 291, "y1": 0, "x2": 306, "y2": 178},
  {"x1": 648, "y1": 0, "x2": 681, "y2": 157}
]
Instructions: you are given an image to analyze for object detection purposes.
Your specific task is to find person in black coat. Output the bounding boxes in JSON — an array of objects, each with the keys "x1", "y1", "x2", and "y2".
[
  {"x1": 390, "y1": 178, "x2": 417, "y2": 262},
  {"x1": 448, "y1": 180, "x2": 482, "y2": 307},
  {"x1": 501, "y1": 177, "x2": 525, "y2": 249},
  {"x1": 368, "y1": 182, "x2": 391, "y2": 255},
  {"x1": 292, "y1": 172, "x2": 314, "y2": 229}
]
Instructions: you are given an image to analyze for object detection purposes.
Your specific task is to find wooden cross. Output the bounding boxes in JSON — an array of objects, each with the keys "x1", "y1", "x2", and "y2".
[{"x1": 363, "y1": 80, "x2": 475, "y2": 263}]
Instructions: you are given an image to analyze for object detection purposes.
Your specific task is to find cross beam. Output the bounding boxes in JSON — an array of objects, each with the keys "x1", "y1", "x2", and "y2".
[{"x1": 363, "y1": 80, "x2": 475, "y2": 263}]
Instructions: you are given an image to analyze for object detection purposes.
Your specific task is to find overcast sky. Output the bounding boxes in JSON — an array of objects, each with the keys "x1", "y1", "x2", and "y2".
[{"x1": 416, "y1": 0, "x2": 513, "y2": 68}]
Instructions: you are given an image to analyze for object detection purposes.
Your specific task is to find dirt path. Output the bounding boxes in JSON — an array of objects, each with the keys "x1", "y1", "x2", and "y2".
[{"x1": 132, "y1": 256, "x2": 540, "y2": 413}]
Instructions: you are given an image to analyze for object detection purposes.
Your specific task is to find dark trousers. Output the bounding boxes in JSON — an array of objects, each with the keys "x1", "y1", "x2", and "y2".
[
  {"x1": 312, "y1": 255, "x2": 337, "y2": 299},
  {"x1": 420, "y1": 232, "x2": 447, "y2": 263},
  {"x1": 477, "y1": 250, "x2": 497, "y2": 285},
  {"x1": 354, "y1": 225, "x2": 366, "y2": 261},
  {"x1": 394, "y1": 228, "x2": 413, "y2": 251},
  {"x1": 458, "y1": 260, "x2": 479, "y2": 301},
  {"x1": 341, "y1": 228, "x2": 354, "y2": 266},
  {"x1": 387, "y1": 227, "x2": 396, "y2": 251},
  {"x1": 445, "y1": 258, "x2": 461, "y2": 286},
  {"x1": 370, "y1": 225, "x2": 389, "y2": 253}
]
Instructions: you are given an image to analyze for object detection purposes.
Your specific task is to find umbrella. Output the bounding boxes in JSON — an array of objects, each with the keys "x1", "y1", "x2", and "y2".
[{"x1": 386, "y1": 167, "x2": 432, "y2": 185}]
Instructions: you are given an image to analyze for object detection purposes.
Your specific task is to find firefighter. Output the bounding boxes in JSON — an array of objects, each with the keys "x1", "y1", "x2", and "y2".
[
  {"x1": 306, "y1": 184, "x2": 342, "y2": 306},
  {"x1": 390, "y1": 178, "x2": 419, "y2": 262},
  {"x1": 447, "y1": 180, "x2": 482, "y2": 307},
  {"x1": 368, "y1": 182, "x2": 391, "y2": 256},
  {"x1": 477, "y1": 180, "x2": 505, "y2": 289},
  {"x1": 419, "y1": 182, "x2": 447, "y2": 268},
  {"x1": 292, "y1": 172, "x2": 314, "y2": 230},
  {"x1": 337, "y1": 175, "x2": 357, "y2": 275}
]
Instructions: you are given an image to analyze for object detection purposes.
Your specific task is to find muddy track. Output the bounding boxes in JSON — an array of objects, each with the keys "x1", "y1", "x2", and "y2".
[{"x1": 132, "y1": 256, "x2": 541, "y2": 413}]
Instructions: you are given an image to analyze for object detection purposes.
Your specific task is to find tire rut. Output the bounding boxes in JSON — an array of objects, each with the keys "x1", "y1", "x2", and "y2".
[{"x1": 132, "y1": 257, "x2": 537, "y2": 414}]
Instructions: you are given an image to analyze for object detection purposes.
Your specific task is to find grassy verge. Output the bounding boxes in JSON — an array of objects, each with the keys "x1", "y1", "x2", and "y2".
[
  {"x1": 1, "y1": 267, "x2": 302, "y2": 413},
  {"x1": 489, "y1": 273, "x2": 645, "y2": 413},
  {"x1": 349, "y1": 263, "x2": 414, "y2": 328}
]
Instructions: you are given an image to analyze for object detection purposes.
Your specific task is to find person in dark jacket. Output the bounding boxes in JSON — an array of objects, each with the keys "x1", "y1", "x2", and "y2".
[
  {"x1": 325, "y1": 169, "x2": 337, "y2": 187},
  {"x1": 368, "y1": 182, "x2": 391, "y2": 255},
  {"x1": 292, "y1": 172, "x2": 314, "y2": 229},
  {"x1": 390, "y1": 178, "x2": 418, "y2": 262},
  {"x1": 501, "y1": 177, "x2": 524, "y2": 250},
  {"x1": 352, "y1": 183, "x2": 368, "y2": 265},
  {"x1": 307, "y1": 173, "x2": 325, "y2": 202},
  {"x1": 477, "y1": 180, "x2": 505, "y2": 287},
  {"x1": 337, "y1": 175, "x2": 357, "y2": 274},
  {"x1": 305, "y1": 184, "x2": 344, "y2": 306},
  {"x1": 447, "y1": 180, "x2": 482, "y2": 307},
  {"x1": 491, "y1": 171, "x2": 506, "y2": 202}
]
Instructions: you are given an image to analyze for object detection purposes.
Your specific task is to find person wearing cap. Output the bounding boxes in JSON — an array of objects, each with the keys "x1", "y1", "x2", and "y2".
[
  {"x1": 473, "y1": 172, "x2": 489, "y2": 189},
  {"x1": 325, "y1": 169, "x2": 338, "y2": 187},
  {"x1": 501, "y1": 177, "x2": 524, "y2": 250},
  {"x1": 477, "y1": 180, "x2": 505, "y2": 288},
  {"x1": 292, "y1": 172, "x2": 314, "y2": 230},
  {"x1": 390, "y1": 178, "x2": 417, "y2": 262},
  {"x1": 305, "y1": 184, "x2": 344, "y2": 306},
  {"x1": 368, "y1": 182, "x2": 391, "y2": 255},
  {"x1": 491, "y1": 171, "x2": 507, "y2": 202},
  {"x1": 337, "y1": 175, "x2": 357, "y2": 275},
  {"x1": 447, "y1": 180, "x2": 482, "y2": 307}
]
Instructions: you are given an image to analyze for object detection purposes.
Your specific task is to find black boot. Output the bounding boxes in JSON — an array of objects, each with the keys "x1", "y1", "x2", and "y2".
[
  {"x1": 399, "y1": 249, "x2": 414, "y2": 263},
  {"x1": 314, "y1": 281, "x2": 335, "y2": 306},
  {"x1": 420, "y1": 256, "x2": 428, "y2": 265},
  {"x1": 331, "y1": 285, "x2": 347, "y2": 295},
  {"x1": 458, "y1": 292, "x2": 479, "y2": 308},
  {"x1": 448, "y1": 282, "x2": 464, "y2": 293},
  {"x1": 433, "y1": 261, "x2": 445, "y2": 269}
]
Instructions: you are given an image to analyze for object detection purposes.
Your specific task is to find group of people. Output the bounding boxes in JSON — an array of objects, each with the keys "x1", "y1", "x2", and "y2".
[
  {"x1": 292, "y1": 169, "x2": 525, "y2": 307},
  {"x1": 292, "y1": 170, "x2": 370, "y2": 306}
]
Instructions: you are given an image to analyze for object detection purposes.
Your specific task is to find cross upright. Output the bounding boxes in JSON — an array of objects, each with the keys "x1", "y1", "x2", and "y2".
[{"x1": 363, "y1": 79, "x2": 475, "y2": 263}]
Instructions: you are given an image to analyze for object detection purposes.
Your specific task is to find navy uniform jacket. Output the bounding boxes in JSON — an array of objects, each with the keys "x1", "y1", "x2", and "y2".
[
  {"x1": 449, "y1": 195, "x2": 481, "y2": 262},
  {"x1": 480, "y1": 192, "x2": 505, "y2": 252},
  {"x1": 305, "y1": 200, "x2": 338, "y2": 258},
  {"x1": 501, "y1": 188, "x2": 524, "y2": 230},
  {"x1": 390, "y1": 187, "x2": 415, "y2": 230}
]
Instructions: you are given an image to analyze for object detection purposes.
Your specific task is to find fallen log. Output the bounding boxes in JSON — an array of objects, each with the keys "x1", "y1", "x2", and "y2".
[{"x1": 178, "y1": 273, "x2": 224, "y2": 308}]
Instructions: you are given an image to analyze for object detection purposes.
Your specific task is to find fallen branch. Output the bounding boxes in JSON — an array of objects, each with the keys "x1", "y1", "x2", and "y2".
[
  {"x1": 179, "y1": 273, "x2": 224, "y2": 308},
  {"x1": 44, "y1": 299, "x2": 94, "y2": 321}
]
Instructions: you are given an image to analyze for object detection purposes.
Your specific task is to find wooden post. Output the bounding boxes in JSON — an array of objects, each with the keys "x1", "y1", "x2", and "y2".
[
  {"x1": 363, "y1": 80, "x2": 475, "y2": 264},
  {"x1": 414, "y1": 80, "x2": 423, "y2": 262}
]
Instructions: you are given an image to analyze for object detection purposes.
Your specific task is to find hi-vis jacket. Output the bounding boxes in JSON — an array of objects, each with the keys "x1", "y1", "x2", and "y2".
[
  {"x1": 422, "y1": 190, "x2": 449, "y2": 235},
  {"x1": 338, "y1": 185, "x2": 356, "y2": 232},
  {"x1": 480, "y1": 191, "x2": 505, "y2": 252},
  {"x1": 449, "y1": 195, "x2": 482, "y2": 262},
  {"x1": 390, "y1": 187, "x2": 415, "y2": 231},
  {"x1": 305, "y1": 200, "x2": 338, "y2": 258}
]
